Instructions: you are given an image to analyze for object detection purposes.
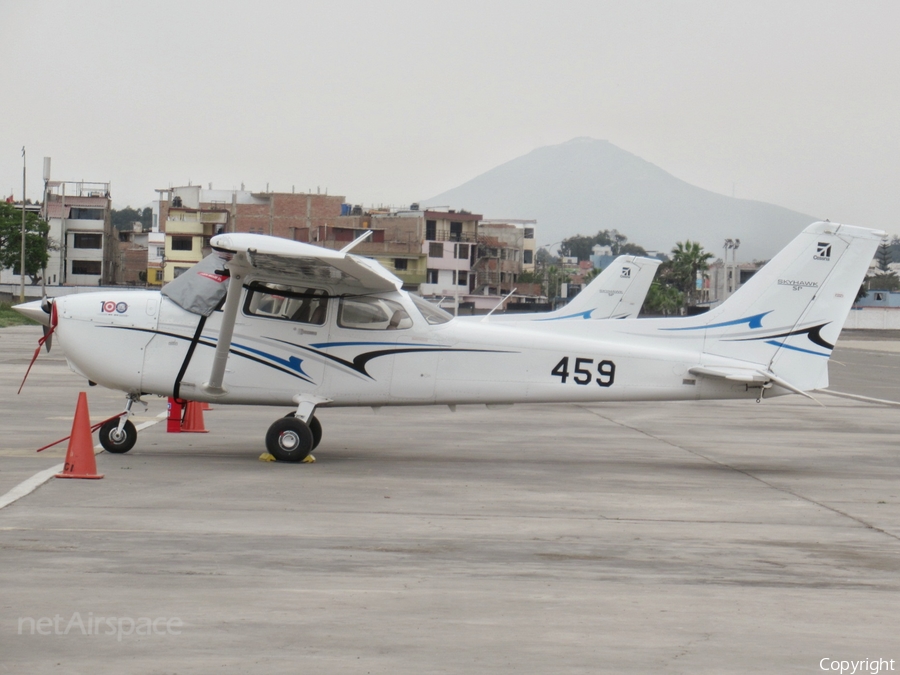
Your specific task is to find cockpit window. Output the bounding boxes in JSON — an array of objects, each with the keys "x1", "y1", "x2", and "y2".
[
  {"x1": 410, "y1": 294, "x2": 453, "y2": 325},
  {"x1": 243, "y1": 282, "x2": 329, "y2": 325},
  {"x1": 338, "y1": 296, "x2": 413, "y2": 330}
]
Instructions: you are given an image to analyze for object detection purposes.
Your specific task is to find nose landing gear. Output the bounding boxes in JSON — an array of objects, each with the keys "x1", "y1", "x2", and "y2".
[
  {"x1": 98, "y1": 394, "x2": 144, "y2": 454},
  {"x1": 99, "y1": 418, "x2": 137, "y2": 453}
]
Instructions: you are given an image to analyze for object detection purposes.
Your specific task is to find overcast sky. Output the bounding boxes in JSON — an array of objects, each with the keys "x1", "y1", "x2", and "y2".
[{"x1": 2, "y1": 0, "x2": 898, "y2": 239}]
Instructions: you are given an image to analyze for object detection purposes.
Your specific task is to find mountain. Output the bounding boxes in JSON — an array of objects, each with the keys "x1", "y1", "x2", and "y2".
[{"x1": 423, "y1": 137, "x2": 819, "y2": 262}]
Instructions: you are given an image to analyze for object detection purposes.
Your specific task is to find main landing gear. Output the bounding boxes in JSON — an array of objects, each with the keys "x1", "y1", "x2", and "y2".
[
  {"x1": 265, "y1": 408, "x2": 323, "y2": 463},
  {"x1": 98, "y1": 394, "x2": 142, "y2": 453}
]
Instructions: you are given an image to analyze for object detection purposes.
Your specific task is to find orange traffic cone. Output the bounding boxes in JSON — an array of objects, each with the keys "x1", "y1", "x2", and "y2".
[
  {"x1": 181, "y1": 401, "x2": 208, "y2": 433},
  {"x1": 56, "y1": 392, "x2": 104, "y2": 479}
]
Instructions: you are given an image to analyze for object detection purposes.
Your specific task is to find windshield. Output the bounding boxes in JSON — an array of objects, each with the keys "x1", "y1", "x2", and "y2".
[{"x1": 410, "y1": 294, "x2": 453, "y2": 325}]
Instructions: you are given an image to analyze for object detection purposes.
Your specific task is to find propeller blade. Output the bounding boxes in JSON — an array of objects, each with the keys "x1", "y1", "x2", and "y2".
[{"x1": 42, "y1": 324, "x2": 52, "y2": 353}]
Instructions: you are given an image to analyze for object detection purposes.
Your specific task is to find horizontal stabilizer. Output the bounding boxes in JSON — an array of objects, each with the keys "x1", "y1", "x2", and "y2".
[
  {"x1": 688, "y1": 366, "x2": 768, "y2": 383},
  {"x1": 689, "y1": 365, "x2": 823, "y2": 405}
]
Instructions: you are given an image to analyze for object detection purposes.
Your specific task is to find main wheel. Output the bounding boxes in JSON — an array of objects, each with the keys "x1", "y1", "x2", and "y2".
[
  {"x1": 99, "y1": 418, "x2": 137, "y2": 453},
  {"x1": 309, "y1": 416, "x2": 323, "y2": 450},
  {"x1": 284, "y1": 413, "x2": 323, "y2": 450},
  {"x1": 266, "y1": 417, "x2": 314, "y2": 462}
]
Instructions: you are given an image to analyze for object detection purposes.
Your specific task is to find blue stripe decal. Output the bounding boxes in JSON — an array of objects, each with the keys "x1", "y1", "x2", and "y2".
[
  {"x1": 765, "y1": 340, "x2": 830, "y2": 357},
  {"x1": 535, "y1": 309, "x2": 594, "y2": 321},
  {"x1": 310, "y1": 341, "x2": 445, "y2": 349},
  {"x1": 661, "y1": 311, "x2": 772, "y2": 331},
  {"x1": 231, "y1": 342, "x2": 309, "y2": 376}
]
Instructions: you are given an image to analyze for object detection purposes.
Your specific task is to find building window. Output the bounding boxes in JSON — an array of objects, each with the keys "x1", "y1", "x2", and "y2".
[
  {"x1": 173, "y1": 266, "x2": 190, "y2": 278},
  {"x1": 171, "y1": 236, "x2": 193, "y2": 251},
  {"x1": 524, "y1": 249, "x2": 533, "y2": 264},
  {"x1": 73, "y1": 233, "x2": 102, "y2": 249},
  {"x1": 875, "y1": 292, "x2": 886, "y2": 301},
  {"x1": 156, "y1": 247, "x2": 165, "y2": 257},
  {"x1": 450, "y1": 222, "x2": 463, "y2": 241},
  {"x1": 394, "y1": 258, "x2": 409, "y2": 271},
  {"x1": 427, "y1": 269, "x2": 438, "y2": 284},
  {"x1": 456, "y1": 244, "x2": 468, "y2": 259},
  {"x1": 71, "y1": 260, "x2": 101, "y2": 275},
  {"x1": 69, "y1": 207, "x2": 104, "y2": 220},
  {"x1": 429, "y1": 242, "x2": 443, "y2": 258},
  {"x1": 457, "y1": 271, "x2": 468, "y2": 287},
  {"x1": 426, "y1": 220, "x2": 436, "y2": 240}
]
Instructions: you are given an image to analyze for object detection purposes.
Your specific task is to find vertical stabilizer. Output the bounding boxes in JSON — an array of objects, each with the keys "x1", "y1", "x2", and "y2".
[
  {"x1": 666, "y1": 222, "x2": 882, "y2": 391},
  {"x1": 537, "y1": 255, "x2": 661, "y2": 321}
]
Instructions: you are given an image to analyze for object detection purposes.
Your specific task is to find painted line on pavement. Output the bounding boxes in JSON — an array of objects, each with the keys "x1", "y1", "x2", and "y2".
[{"x1": 0, "y1": 411, "x2": 168, "y2": 510}]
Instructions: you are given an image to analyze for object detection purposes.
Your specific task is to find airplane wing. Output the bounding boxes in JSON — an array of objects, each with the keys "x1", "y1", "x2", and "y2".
[
  {"x1": 199, "y1": 232, "x2": 401, "y2": 396},
  {"x1": 210, "y1": 232, "x2": 402, "y2": 292}
]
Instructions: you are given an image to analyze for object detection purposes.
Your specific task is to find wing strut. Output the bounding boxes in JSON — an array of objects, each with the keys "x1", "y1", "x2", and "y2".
[
  {"x1": 339, "y1": 230, "x2": 372, "y2": 254},
  {"x1": 203, "y1": 266, "x2": 246, "y2": 396}
]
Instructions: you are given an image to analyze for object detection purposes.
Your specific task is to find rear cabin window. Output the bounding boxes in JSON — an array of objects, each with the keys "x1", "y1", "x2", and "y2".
[
  {"x1": 243, "y1": 283, "x2": 329, "y2": 325},
  {"x1": 338, "y1": 296, "x2": 412, "y2": 330}
]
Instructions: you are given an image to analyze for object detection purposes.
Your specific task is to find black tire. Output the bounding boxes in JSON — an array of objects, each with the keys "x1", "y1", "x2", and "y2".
[
  {"x1": 284, "y1": 412, "x2": 323, "y2": 450},
  {"x1": 309, "y1": 416, "x2": 323, "y2": 450},
  {"x1": 99, "y1": 418, "x2": 137, "y2": 453},
  {"x1": 266, "y1": 417, "x2": 314, "y2": 462}
]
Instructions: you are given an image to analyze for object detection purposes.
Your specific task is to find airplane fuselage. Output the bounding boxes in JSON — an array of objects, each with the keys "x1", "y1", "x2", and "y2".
[{"x1": 55, "y1": 287, "x2": 773, "y2": 409}]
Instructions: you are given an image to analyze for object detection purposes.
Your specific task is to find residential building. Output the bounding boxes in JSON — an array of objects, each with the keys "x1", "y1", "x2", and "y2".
[
  {"x1": 472, "y1": 221, "x2": 527, "y2": 296},
  {"x1": 154, "y1": 186, "x2": 348, "y2": 282},
  {"x1": 43, "y1": 180, "x2": 116, "y2": 285},
  {"x1": 707, "y1": 260, "x2": 764, "y2": 303},
  {"x1": 117, "y1": 223, "x2": 149, "y2": 285},
  {"x1": 420, "y1": 210, "x2": 480, "y2": 298}
]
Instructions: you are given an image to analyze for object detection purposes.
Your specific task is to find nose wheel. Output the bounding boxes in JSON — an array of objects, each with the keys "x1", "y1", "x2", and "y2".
[{"x1": 99, "y1": 418, "x2": 137, "y2": 453}]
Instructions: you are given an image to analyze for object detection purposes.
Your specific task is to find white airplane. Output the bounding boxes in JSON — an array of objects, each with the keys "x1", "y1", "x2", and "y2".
[
  {"x1": 15, "y1": 221, "x2": 881, "y2": 463},
  {"x1": 466, "y1": 254, "x2": 662, "y2": 323}
]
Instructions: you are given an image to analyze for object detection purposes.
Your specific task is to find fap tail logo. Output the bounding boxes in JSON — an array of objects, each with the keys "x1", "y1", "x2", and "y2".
[
  {"x1": 621, "y1": 267, "x2": 631, "y2": 278},
  {"x1": 814, "y1": 242, "x2": 832, "y2": 261}
]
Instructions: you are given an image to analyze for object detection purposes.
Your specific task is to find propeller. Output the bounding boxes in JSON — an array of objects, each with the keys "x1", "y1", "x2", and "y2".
[
  {"x1": 40, "y1": 297, "x2": 52, "y2": 353},
  {"x1": 18, "y1": 299, "x2": 56, "y2": 394}
]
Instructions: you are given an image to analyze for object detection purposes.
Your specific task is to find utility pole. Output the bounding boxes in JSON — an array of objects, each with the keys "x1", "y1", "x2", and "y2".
[{"x1": 20, "y1": 147, "x2": 26, "y2": 303}]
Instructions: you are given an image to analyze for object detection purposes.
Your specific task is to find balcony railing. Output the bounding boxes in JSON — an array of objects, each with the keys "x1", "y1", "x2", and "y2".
[{"x1": 425, "y1": 228, "x2": 477, "y2": 243}]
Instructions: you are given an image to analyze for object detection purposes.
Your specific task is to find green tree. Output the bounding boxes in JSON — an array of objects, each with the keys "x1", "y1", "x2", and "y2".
[
  {"x1": 0, "y1": 202, "x2": 51, "y2": 285},
  {"x1": 111, "y1": 206, "x2": 151, "y2": 231},
  {"x1": 641, "y1": 279, "x2": 683, "y2": 316},
  {"x1": 876, "y1": 238, "x2": 893, "y2": 272},
  {"x1": 583, "y1": 266, "x2": 602, "y2": 283},
  {"x1": 669, "y1": 240, "x2": 713, "y2": 307},
  {"x1": 559, "y1": 229, "x2": 647, "y2": 261},
  {"x1": 545, "y1": 265, "x2": 569, "y2": 299},
  {"x1": 869, "y1": 237, "x2": 900, "y2": 290}
]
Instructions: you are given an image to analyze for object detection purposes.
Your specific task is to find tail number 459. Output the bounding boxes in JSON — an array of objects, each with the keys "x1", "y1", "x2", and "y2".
[{"x1": 551, "y1": 357, "x2": 616, "y2": 387}]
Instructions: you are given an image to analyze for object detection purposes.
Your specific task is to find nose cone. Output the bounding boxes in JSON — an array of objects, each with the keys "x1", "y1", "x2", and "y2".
[{"x1": 13, "y1": 300, "x2": 51, "y2": 326}]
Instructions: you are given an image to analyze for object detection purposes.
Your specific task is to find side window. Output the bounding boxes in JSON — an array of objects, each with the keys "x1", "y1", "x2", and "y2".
[
  {"x1": 243, "y1": 283, "x2": 329, "y2": 325},
  {"x1": 338, "y1": 297, "x2": 413, "y2": 330}
]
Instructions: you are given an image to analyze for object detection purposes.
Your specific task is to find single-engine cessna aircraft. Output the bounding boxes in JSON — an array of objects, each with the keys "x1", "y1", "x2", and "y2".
[
  {"x1": 15, "y1": 221, "x2": 881, "y2": 462},
  {"x1": 464, "y1": 254, "x2": 662, "y2": 323}
]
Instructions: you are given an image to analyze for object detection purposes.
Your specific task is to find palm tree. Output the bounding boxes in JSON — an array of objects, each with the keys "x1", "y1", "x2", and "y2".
[{"x1": 670, "y1": 240, "x2": 713, "y2": 308}]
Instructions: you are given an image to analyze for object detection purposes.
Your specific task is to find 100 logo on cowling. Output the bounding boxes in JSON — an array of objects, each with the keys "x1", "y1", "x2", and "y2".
[{"x1": 101, "y1": 301, "x2": 129, "y2": 314}]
